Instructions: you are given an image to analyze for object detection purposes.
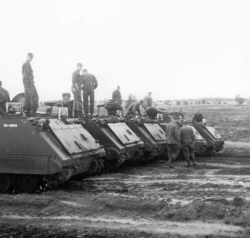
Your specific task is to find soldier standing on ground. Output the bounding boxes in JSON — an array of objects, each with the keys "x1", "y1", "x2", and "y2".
[
  {"x1": 71, "y1": 63, "x2": 83, "y2": 118},
  {"x1": 126, "y1": 100, "x2": 144, "y2": 118},
  {"x1": 180, "y1": 121, "x2": 197, "y2": 167},
  {"x1": 192, "y1": 110, "x2": 203, "y2": 124},
  {"x1": 22, "y1": 53, "x2": 39, "y2": 116},
  {"x1": 112, "y1": 86, "x2": 124, "y2": 116},
  {"x1": 82, "y1": 69, "x2": 98, "y2": 117},
  {"x1": 0, "y1": 81, "x2": 10, "y2": 113},
  {"x1": 165, "y1": 112, "x2": 180, "y2": 168},
  {"x1": 143, "y1": 92, "x2": 153, "y2": 110}
]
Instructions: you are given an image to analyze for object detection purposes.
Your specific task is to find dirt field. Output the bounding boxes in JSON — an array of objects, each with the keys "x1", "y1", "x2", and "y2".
[{"x1": 0, "y1": 104, "x2": 250, "y2": 238}]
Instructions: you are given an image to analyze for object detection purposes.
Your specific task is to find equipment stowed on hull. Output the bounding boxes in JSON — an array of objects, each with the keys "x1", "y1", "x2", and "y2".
[
  {"x1": 193, "y1": 123, "x2": 224, "y2": 154},
  {"x1": 0, "y1": 114, "x2": 106, "y2": 194},
  {"x1": 127, "y1": 118, "x2": 166, "y2": 160}
]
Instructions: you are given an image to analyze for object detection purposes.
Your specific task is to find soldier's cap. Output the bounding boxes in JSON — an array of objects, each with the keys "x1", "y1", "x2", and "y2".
[
  {"x1": 172, "y1": 112, "x2": 179, "y2": 120},
  {"x1": 27, "y1": 53, "x2": 34, "y2": 58},
  {"x1": 182, "y1": 120, "x2": 188, "y2": 124},
  {"x1": 77, "y1": 63, "x2": 82, "y2": 66},
  {"x1": 139, "y1": 100, "x2": 144, "y2": 103}
]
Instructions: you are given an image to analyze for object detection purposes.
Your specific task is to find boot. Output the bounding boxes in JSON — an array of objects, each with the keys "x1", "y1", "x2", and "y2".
[
  {"x1": 166, "y1": 159, "x2": 175, "y2": 168},
  {"x1": 191, "y1": 157, "x2": 197, "y2": 166},
  {"x1": 186, "y1": 160, "x2": 190, "y2": 167}
]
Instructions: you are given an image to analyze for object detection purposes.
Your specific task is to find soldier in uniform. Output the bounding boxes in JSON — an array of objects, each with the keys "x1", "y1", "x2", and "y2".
[
  {"x1": 165, "y1": 112, "x2": 180, "y2": 168},
  {"x1": 112, "y1": 86, "x2": 123, "y2": 116},
  {"x1": 126, "y1": 100, "x2": 144, "y2": 118},
  {"x1": 82, "y1": 69, "x2": 98, "y2": 117},
  {"x1": 178, "y1": 107, "x2": 185, "y2": 120},
  {"x1": 192, "y1": 110, "x2": 203, "y2": 124},
  {"x1": 0, "y1": 81, "x2": 10, "y2": 113},
  {"x1": 71, "y1": 63, "x2": 83, "y2": 118},
  {"x1": 22, "y1": 53, "x2": 39, "y2": 116},
  {"x1": 143, "y1": 92, "x2": 153, "y2": 110},
  {"x1": 180, "y1": 121, "x2": 197, "y2": 167}
]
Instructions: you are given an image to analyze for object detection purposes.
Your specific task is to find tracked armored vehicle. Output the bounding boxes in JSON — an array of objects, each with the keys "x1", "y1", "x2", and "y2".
[
  {"x1": 42, "y1": 100, "x2": 145, "y2": 169},
  {"x1": 126, "y1": 107, "x2": 166, "y2": 161},
  {"x1": 78, "y1": 101, "x2": 145, "y2": 168},
  {"x1": 0, "y1": 96, "x2": 106, "y2": 193},
  {"x1": 193, "y1": 123, "x2": 224, "y2": 154}
]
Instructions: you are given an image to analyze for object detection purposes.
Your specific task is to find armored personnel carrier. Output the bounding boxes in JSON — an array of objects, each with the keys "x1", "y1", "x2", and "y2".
[
  {"x1": 193, "y1": 123, "x2": 224, "y2": 154},
  {"x1": 41, "y1": 99, "x2": 145, "y2": 169},
  {"x1": 0, "y1": 95, "x2": 106, "y2": 193},
  {"x1": 126, "y1": 107, "x2": 166, "y2": 161},
  {"x1": 80, "y1": 101, "x2": 145, "y2": 168}
]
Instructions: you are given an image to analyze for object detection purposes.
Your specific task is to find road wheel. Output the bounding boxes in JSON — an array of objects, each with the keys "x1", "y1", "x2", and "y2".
[
  {"x1": 87, "y1": 160, "x2": 98, "y2": 175},
  {"x1": 13, "y1": 175, "x2": 39, "y2": 193},
  {"x1": 0, "y1": 174, "x2": 11, "y2": 193}
]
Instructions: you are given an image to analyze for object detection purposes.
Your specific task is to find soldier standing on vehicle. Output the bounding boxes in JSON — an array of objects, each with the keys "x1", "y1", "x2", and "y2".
[
  {"x1": 180, "y1": 121, "x2": 197, "y2": 167},
  {"x1": 71, "y1": 63, "x2": 83, "y2": 118},
  {"x1": 22, "y1": 53, "x2": 39, "y2": 117},
  {"x1": 165, "y1": 112, "x2": 180, "y2": 168},
  {"x1": 112, "y1": 86, "x2": 123, "y2": 116},
  {"x1": 126, "y1": 100, "x2": 144, "y2": 118},
  {"x1": 178, "y1": 107, "x2": 185, "y2": 120},
  {"x1": 192, "y1": 110, "x2": 203, "y2": 124},
  {"x1": 0, "y1": 81, "x2": 10, "y2": 113},
  {"x1": 82, "y1": 69, "x2": 98, "y2": 117},
  {"x1": 143, "y1": 92, "x2": 153, "y2": 110}
]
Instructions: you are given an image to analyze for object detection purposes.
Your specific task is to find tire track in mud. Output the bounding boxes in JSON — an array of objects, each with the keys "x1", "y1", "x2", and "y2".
[
  {"x1": 1, "y1": 155, "x2": 250, "y2": 238},
  {"x1": 1, "y1": 215, "x2": 245, "y2": 237},
  {"x1": 76, "y1": 162, "x2": 250, "y2": 204}
]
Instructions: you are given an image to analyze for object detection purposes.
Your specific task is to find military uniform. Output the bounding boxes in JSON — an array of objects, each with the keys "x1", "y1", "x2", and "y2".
[
  {"x1": 112, "y1": 89, "x2": 123, "y2": 116},
  {"x1": 22, "y1": 61, "x2": 39, "y2": 114},
  {"x1": 180, "y1": 126, "x2": 196, "y2": 166},
  {"x1": 82, "y1": 73, "x2": 98, "y2": 115},
  {"x1": 72, "y1": 70, "x2": 82, "y2": 116},
  {"x1": 143, "y1": 95, "x2": 152, "y2": 109},
  {"x1": 126, "y1": 102, "x2": 141, "y2": 117},
  {"x1": 112, "y1": 89, "x2": 122, "y2": 105},
  {"x1": 165, "y1": 121, "x2": 180, "y2": 166}
]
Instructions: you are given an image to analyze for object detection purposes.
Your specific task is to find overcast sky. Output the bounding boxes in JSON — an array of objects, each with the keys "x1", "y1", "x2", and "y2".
[{"x1": 0, "y1": 0, "x2": 249, "y2": 101}]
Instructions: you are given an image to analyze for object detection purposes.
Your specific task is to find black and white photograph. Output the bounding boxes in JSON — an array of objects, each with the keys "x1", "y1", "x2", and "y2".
[{"x1": 0, "y1": 0, "x2": 250, "y2": 237}]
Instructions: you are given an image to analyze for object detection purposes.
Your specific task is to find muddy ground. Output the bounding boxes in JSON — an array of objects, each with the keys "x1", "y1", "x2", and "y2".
[{"x1": 1, "y1": 105, "x2": 250, "y2": 238}]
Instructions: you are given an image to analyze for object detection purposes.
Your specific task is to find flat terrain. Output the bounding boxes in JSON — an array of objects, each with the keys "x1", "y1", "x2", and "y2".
[{"x1": 0, "y1": 104, "x2": 250, "y2": 238}]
